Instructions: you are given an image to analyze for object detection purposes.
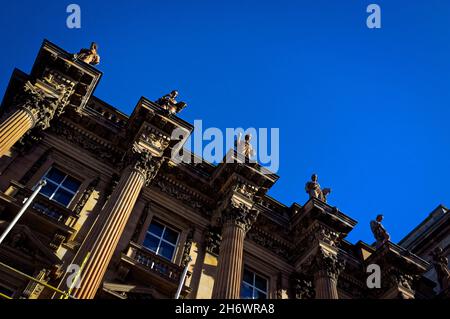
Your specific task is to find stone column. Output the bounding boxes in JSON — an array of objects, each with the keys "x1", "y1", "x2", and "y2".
[
  {"x1": 0, "y1": 81, "x2": 65, "y2": 157},
  {"x1": 0, "y1": 109, "x2": 35, "y2": 156},
  {"x1": 212, "y1": 204, "x2": 258, "y2": 299},
  {"x1": 311, "y1": 249, "x2": 344, "y2": 299},
  {"x1": 73, "y1": 146, "x2": 163, "y2": 299}
]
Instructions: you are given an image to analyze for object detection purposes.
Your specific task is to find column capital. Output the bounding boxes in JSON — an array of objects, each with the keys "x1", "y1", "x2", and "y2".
[
  {"x1": 123, "y1": 143, "x2": 165, "y2": 185},
  {"x1": 15, "y1": 72, "x2": 76, "y2": 130},
  {"x1": 306, "y1": 248, "x2": 345, "y2": 281},
  {"x1": 221, "y1": 201, "x2": 259, "y2": 232}
]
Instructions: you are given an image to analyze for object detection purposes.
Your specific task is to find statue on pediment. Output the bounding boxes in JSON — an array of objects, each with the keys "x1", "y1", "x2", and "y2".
[
  {"x1": 430, "y1": 247, "x2": 450, "y2": 291},
  {"x1": 370, "y1": 214, "x2": 390, "y2": 248},
  {"x1": 155, "y1": 90, "x2": 187, "y2": 114},
  {"x1": 305, "y1": 174, "x2": 331, "y2": 202},
  {"x1": 235, "y1": 133, "x2": 255, "y2": 159},
  {"x1": 74, "y1": 42, "x2": 100, "y2": 65}
]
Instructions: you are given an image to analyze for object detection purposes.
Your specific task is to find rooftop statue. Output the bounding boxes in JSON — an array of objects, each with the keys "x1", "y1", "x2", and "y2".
[
  {"x1": 73, "y1": 42, "x2": 100, "y2": 65},
  {"x1": 430, "y1": 247, "x2": 450, "y2": 291},
  {"x1": 305, "y1": 174, "x2": 331, "y2": 202},
  {"x1": 155, "y1": 90, "x2": 187, "y2": 114},
  {"x1": 235, "y1": 133, "x2": 255, "y2": 159},
  {"x1": 370, "y1": 214, "x2": 390, "y2": 248}
]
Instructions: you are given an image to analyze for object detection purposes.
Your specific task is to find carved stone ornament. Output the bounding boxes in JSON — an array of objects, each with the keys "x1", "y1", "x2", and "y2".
[
  {"x1": 205, "y1": 227, "x2": 222, "y2": 256},
  {"x1": 15, "y1": 70, "x2": 76, "y2": 130},
  {"x1": 292, "y1": 273, "x2": 315, "y2": 299},
  {"x1": 155, "y1": 90, "x2": 187, "y2": 114},
  {"x1": 305, "y1": 248, "x2": 345, "y2": 280},
  {"x1": 430, "y1": 247, "x2": 450, "y2": 291},
  {"x1": 125, "y1": 143, "x2": 165, "y2": 185},
  {"x1": 221, "y1": 200, "x2": 259, "y2": 232},
  {"x1": 182, "y1": 229, "x2": 195, "y2": 266},
  {"x1": 305, "y1": 174, "x2": 331, "y2": 203},
  {"x1": 140, "y1": 127, "x2": 170, "y2": 153},
  {"x1": 19, "y1": 81, "x2": 59, "y2": 130}
]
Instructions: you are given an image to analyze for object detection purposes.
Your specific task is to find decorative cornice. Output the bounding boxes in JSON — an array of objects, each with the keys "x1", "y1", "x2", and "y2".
[
  {"x1": 49, "y1": 119, "x2": 123, "y2": 166},
  {"x1": 152, "y1": 175, "x2": 213, "y2": 217}
]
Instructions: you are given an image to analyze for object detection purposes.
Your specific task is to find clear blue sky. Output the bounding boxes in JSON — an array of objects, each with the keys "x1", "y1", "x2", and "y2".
[{"x1": 0, "y1": 0, "x2": 449, "y2": 244}]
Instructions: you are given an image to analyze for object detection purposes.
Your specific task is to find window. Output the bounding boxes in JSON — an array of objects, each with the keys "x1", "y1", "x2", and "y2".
[
  {"x1": 143, "y1": 220, "x2": 179, "y2": 261},
  {"x1": 241, "y1": 268, "x2": 268, "y2": 299},
  {"x1": 39, "y1": 167, "x2": 81, "y2": 207}
]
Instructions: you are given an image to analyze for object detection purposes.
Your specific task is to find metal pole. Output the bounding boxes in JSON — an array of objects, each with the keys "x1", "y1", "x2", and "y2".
[
  {"x1": 0, "y1": 179, "x2": 46, "y2": 245},
  {"x1": 175, "y1": 256, "x2": 192, "y2": 299}
]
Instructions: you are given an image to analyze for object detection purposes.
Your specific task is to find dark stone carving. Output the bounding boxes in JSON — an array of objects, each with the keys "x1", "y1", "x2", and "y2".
[
  {"x1": 430, "y1": 247, "x2": 450, "y2": 291},
  {"x1": 73, "y1": 42, "x2": 100, "y2": 65},
  {"x1": 50, "y1": 120, "x2": 122, "y2": 166},
  {"x1": 370, "y1": 214, "x2": 390, "y2": 248},
  {"x1": 246, "y1": 227, "x2": 291, "y2": 260},
  {"x1": 305, "y1": 174, "x2": 331, "y2": 202},
  {"x1": 221, "y1": 201, "x2": 259, "y2": 233},
  {"x1": 205, "y1": 227, "x2": 222, "y2": 256},
  {"x1": 49, "y1": 233, "x2": 66, "y2": 250},
  {"x1": 304, "y1": 249, "x2": 345, "y2": 280},
  {"x1": 155, "y1": 90, "x2": 187, "y2": 114},
  {"x1": 73, "y1": 177, "x2": 100, "y2": 215},
  {"x1": 291, "y1": 273, "x2": 315, "y2": 299},
  {"x1": 124, "y1": 143, "x2": 165, "y2": 185},
  {"x1": 182, "y1": 228, "x2": 195, "y2": 267},
  {"x1": 153, "y1": 176, "x2": 211, "y2": 217}
]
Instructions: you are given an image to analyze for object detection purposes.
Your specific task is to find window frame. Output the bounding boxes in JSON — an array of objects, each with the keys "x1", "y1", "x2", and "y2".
[
  {"x1": 143, "y1": 219, "x2": 180, "y2": 262},
  {"x1": 241, "y1": 268, "x2": 269, "y2": 299},
  {"x1": 38, "y1": 166, "x2": 81, "y2": 207}
]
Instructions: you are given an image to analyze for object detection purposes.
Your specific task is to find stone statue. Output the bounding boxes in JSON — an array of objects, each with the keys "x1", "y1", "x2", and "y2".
[
  {"x1": 235, "y1": 133, "x2": 255, "y2": 159},
  {"x1": 430, "y1": 247, "x2": 450, "y2": 291},
  {"x1": 155, "y1": 90, "x2": 187, "y2": 114},
  {"x1": 74, "y1": 42, "x2": 100, "y2": 65},
  {"x1": 305, "y1": 174, "x2": 331, "y2": 202},
  {"x1": 370, "y1": 214, "x2": 390, "y2": 248}
]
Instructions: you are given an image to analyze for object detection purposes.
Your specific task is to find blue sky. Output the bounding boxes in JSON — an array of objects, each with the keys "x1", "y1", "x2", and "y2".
[{"x1": 0, "y1": 0, "x2": 449, "y2": 244}]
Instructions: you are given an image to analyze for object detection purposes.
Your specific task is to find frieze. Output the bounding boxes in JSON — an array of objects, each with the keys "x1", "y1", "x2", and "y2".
[
  {"x1": 49, "y1": 119, "x2": 123, "y2": 166},
  {"x1": 246, "y1": 226, "x2": 292, "y2": 260},
  {"x1": 152, "y1": 175, "x2": 213, "y2": 217}
]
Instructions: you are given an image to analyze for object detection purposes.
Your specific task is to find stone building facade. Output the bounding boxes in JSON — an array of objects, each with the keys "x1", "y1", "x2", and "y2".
[{"x1": 0, "y1": 40, "x2": 447, "y2": 299}]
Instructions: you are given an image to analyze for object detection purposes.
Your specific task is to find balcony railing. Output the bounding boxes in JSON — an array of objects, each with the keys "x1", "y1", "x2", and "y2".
[
  {"x1": 4, "y1": 180, "x2": 77, "y2": 228},
  {"x1": 123, "y1": 242, "x2": 184, "y2": 284}
]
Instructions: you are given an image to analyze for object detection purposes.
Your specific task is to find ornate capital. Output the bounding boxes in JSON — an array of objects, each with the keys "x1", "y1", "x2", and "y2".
[
  {"x1": 305, "y1": 248, "x2": 345, "y2": 281},
  {"x1": 16, "y1": 70, "x2": 76, "y2": 130},
  {"x1": 221, "y1": 200, "x2": 259, "y2": 232},
  {"x1": 125, "y1": 143, "x2": 165, "y2": 185}
]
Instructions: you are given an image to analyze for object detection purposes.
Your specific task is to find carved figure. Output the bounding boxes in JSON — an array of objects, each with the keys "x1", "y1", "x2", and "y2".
[
  {"x1": 155, "y1": 90, "x2": 187, "y2": 114},
  {"x1": 305, "y1": 174, "x2": 331, "y2": 202},
  {"x1": 370, "y1": 214, "x2": 390, "y2": 248},
  {"x1": 74, "y1": 42, "x2": 100, "y2": 65}
]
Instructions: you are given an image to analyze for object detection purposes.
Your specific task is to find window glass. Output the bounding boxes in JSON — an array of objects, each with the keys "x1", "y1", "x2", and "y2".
[
  {"x1": 148, "y1": 221, "x2": 164, "y2": 237},
  {"x1": 143, "y1": 220, "x2": 179, "y2": 261},
  {"x1": 240, "y1": 268, "x2": 268, "y2": 299},
  {"x1": 143, "y1": 234, "x2": 159, "y2": 252},
  {"x1": 163, "y1": 228, "x2": 178, "y2": 244},
  {"x1": 39, "y1": 167, "x2": 81, "y2": 207}
]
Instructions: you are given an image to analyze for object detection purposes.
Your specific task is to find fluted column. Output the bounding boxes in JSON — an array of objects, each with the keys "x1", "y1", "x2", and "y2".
[
  {"x1": 74, "y1": 146, "x2": 162, "y2": 299},
  {"x1": 212, "y1": 203, "x2": 258, "y2": 299},
  {"x1": 0, "y1": 80, "x2": 67, "y2": 157},
  {"x1": 311, "y1": 249, "x2": 344, "y2": 299},
  {"x1": 0, "y1": 109, "x2": 35, "y2": 156}
]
